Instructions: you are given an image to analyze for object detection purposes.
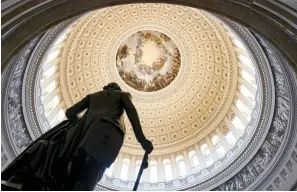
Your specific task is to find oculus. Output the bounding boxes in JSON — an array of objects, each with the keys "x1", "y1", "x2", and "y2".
[{"x1": 116, "y1": 30, "x2": 181, "y2": 92}]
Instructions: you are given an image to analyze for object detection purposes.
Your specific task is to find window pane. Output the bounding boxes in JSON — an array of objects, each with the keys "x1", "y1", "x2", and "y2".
[
  {"x1": 43, "y1": 81, "x2": 56, "y2": 97},
  {"x1": 178, "y1": 160, "x2": 187, "y2": 177},
  {"x1": 242, "y1": 70, "x2": 255, "y2": 84},
  {"x1": 236, "y1": 100, "x2": 251, "y2": 117},
  {"x1": 44, "y1": 96, "x2": 59, "y2": 115},
  {"x1": 232, "y1": 116, "x2": 245, "y2": 133},
  {"x1": 46, "y1": 50, "x2": 59, "y2": 63},
  {"x1": 201, "y1": 144, "x2": 210, "y2": 157},
  {"x1": 240, "y1": 85, "x2": 254, "y2": 102},
  {"x1": 150, "y1": 166, "x2": 158, "y2": 183},
  {"x1": 120, "y1": 163, "x2": 129, "y2": 181},
  {"x1": 211, "y1": 135, "x2": 220, "y2": 145},
  {"x1": 233, "y1": 39, "x2": 245, "y2": 50},
  {"x1": 164, "y1": 164, "x2": 172, "y2": 181},
  {"x1": 42, "y1": 65, "x2": 56, "y2": 79},
  {"x1": 192, "y1": 155, "x2": 199, "y2": 167},
  {"x1": 204, "y1": 148, "x2": 210, "y2": 156},
  {"x1": 201, "y1": 144, "x2": 207, "y2": 152},
  {"x1": 239, "y1": 55, "x2": 252, "y2": 67},
  {"x1": 216, "y1": 145, "x2": 226, "y2": 158},
  {"x1": 226, "y1": 132, "x2": 236, "y2": 146}
]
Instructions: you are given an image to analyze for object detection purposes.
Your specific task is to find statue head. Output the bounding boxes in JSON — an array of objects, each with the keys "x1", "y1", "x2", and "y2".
[{"x1": 103, "y1": 82, "x2": 122, "y2": 91}]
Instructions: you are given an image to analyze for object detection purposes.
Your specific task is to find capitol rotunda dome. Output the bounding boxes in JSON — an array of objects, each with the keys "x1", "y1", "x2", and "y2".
[{"x1": 2, "y1": 2, "x2": 297, "y2": 191}]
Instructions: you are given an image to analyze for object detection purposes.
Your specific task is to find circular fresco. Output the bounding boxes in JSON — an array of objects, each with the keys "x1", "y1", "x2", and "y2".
[{"x1": 116, "y1": 30, "x2": 181, "y2": 92}]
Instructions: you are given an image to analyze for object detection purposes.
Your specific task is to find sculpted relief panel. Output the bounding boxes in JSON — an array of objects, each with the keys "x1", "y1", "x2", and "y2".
[
  {"x1": 210, "y1": 33, "x2": 297, "y2": 191},
  {"x1": 1, "y1": 38, "x2": 40, "y2": 160}
]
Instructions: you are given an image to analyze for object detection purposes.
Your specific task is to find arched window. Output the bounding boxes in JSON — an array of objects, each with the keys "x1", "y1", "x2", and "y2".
[
  {"x1": 163, "y1": 159, "x2": 172, "y2": 181},
  {"x1": 135, "y1": 160, "x2": 142, "y2": 182},
  {"x1": 176, "y1": 156, "x2": 187, "y2": 177},
  {"x1": 45, "y1": 50, "x2": 60, "y2": 63},
  {"x1": 240, "y1": 84, "x2": 254, "y2": 102},
  {"x1": 233, "y1": 39, "x2": 245, "y2": 50},
  {"x1": 236, "y1": 100, "x2": 251, "y2": 118},
  {"x1": 42, "y1": 65, "x2": 56, "y2": 80},
  {"x1": 226, "y1": 132, "x2": 236, "y2": 146},
  {"x1": 42, "y1": 81, "x2": 56, "y2": 98},
  {"x1": 149, "y1": 161, "x2": 158, "y2": 183},
  {"x1": 178, "y1": 161, "x2": 187, "y2": 177},
  {"x1": 241, "y1": 70, "x2": 256, "y2": 85},
  {"x1": 232, "y1": 116, "x2": 245, "y2": 133},
  {"x1": 239, "y1": 55, "x2": 253, "y2": 67},
  {"x1": 211, "y1": 135, "x2": 225, "y2": 158},
  {"x1": 192, "y1": 155, "x2": 199, "y2": 167},
  {"x1": 211, "y1": 135, "x2": 220, "y2": 145},
  {"x1": 201, "y1": 144, "x2": 210, "y2": 157},
  {"x1": 189, "y1": 151, "x2": 199, "y2": 168},
  {"x1": 120, "y1": 158, "x2": 130, "y2": 181},
  {"x1": 44, "y1": 96, "x2": 59, "y2": 115},
  {"x1": 201, "y1": 144, "x2": 213, "y2": 166},
  {"x1": 51, "y1": 109, "x2": 66, "y2": 126}
]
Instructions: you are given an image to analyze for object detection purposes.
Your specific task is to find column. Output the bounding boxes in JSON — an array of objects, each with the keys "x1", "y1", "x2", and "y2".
[
  {"x1": 215, "y1": 129, "x2": 231, "y2": 151},
  {"x1": 170, "y1": 153, "x2": 178, "y2": 179},
  {"x1": 115, "y1": 153, "x2": 123, "y2": 178},
  {"x1": 129, "y1": 156, "x2": 136, "y2": 181},
  {"x1": 182, "y1": 150, "x2": 192, "y2": 175},
  {"x1": 205, "y1": 136, "x2": 219, "y2": 162},
  {"x1": 157, "y1": 156, "x2": 164, "y2": 182},
  {"x1": 194, "y1": 143, "x2": 206, "y2": 169}
]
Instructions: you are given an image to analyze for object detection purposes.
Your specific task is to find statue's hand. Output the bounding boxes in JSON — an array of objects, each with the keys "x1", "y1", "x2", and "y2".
[{"x1": 140, "y1": 139, "x2": 154, "y2": 154}]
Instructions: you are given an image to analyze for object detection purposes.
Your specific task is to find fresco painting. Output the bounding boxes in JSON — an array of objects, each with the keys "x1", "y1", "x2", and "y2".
[{"x1": 116, "y1": 31, "x2": 181, "y2": 92}]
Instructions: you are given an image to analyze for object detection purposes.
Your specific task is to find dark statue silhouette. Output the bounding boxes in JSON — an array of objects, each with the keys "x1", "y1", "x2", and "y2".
[{"x1": 1, "y1": 83, "x2": 153, "y2": 191}]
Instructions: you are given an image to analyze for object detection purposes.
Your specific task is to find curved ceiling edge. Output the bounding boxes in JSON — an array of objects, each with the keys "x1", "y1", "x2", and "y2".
[
  {"x1": 212, "y1": 29, "x2": 297, "y2": 191},
  {"x1": 1, "y1": 0, "x2": 297, "y2": 72},
  {"x1": 249, "y1": 32, "x2": 297, "y2": 191},
  {"x1": 22, "y1": 18, "x2": 80, "y2": 140}
]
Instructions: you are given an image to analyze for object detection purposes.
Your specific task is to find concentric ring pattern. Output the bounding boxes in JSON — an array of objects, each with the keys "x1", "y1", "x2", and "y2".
[{"x1": 59, "y1": 4, "x2": 238, "y2": 155}]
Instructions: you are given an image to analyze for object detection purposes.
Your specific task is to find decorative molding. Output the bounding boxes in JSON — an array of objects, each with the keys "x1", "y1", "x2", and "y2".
[{"x1": 1, "y1": 36, "x2": 41, "y2": 161}]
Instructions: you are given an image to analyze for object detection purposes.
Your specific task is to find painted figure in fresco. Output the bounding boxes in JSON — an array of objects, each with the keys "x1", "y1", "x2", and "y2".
[
  {"x1": 2, "y1": 83, "x2": 153, "y2": 191},
  {"x1": 116, "y1": 31, "x2": 181, "y2": 92}
]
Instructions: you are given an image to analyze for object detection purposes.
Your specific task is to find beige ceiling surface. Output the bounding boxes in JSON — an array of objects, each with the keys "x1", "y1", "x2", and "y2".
[{"x1": 59, "y1": 4, "x2": 238, "y2": 155}]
